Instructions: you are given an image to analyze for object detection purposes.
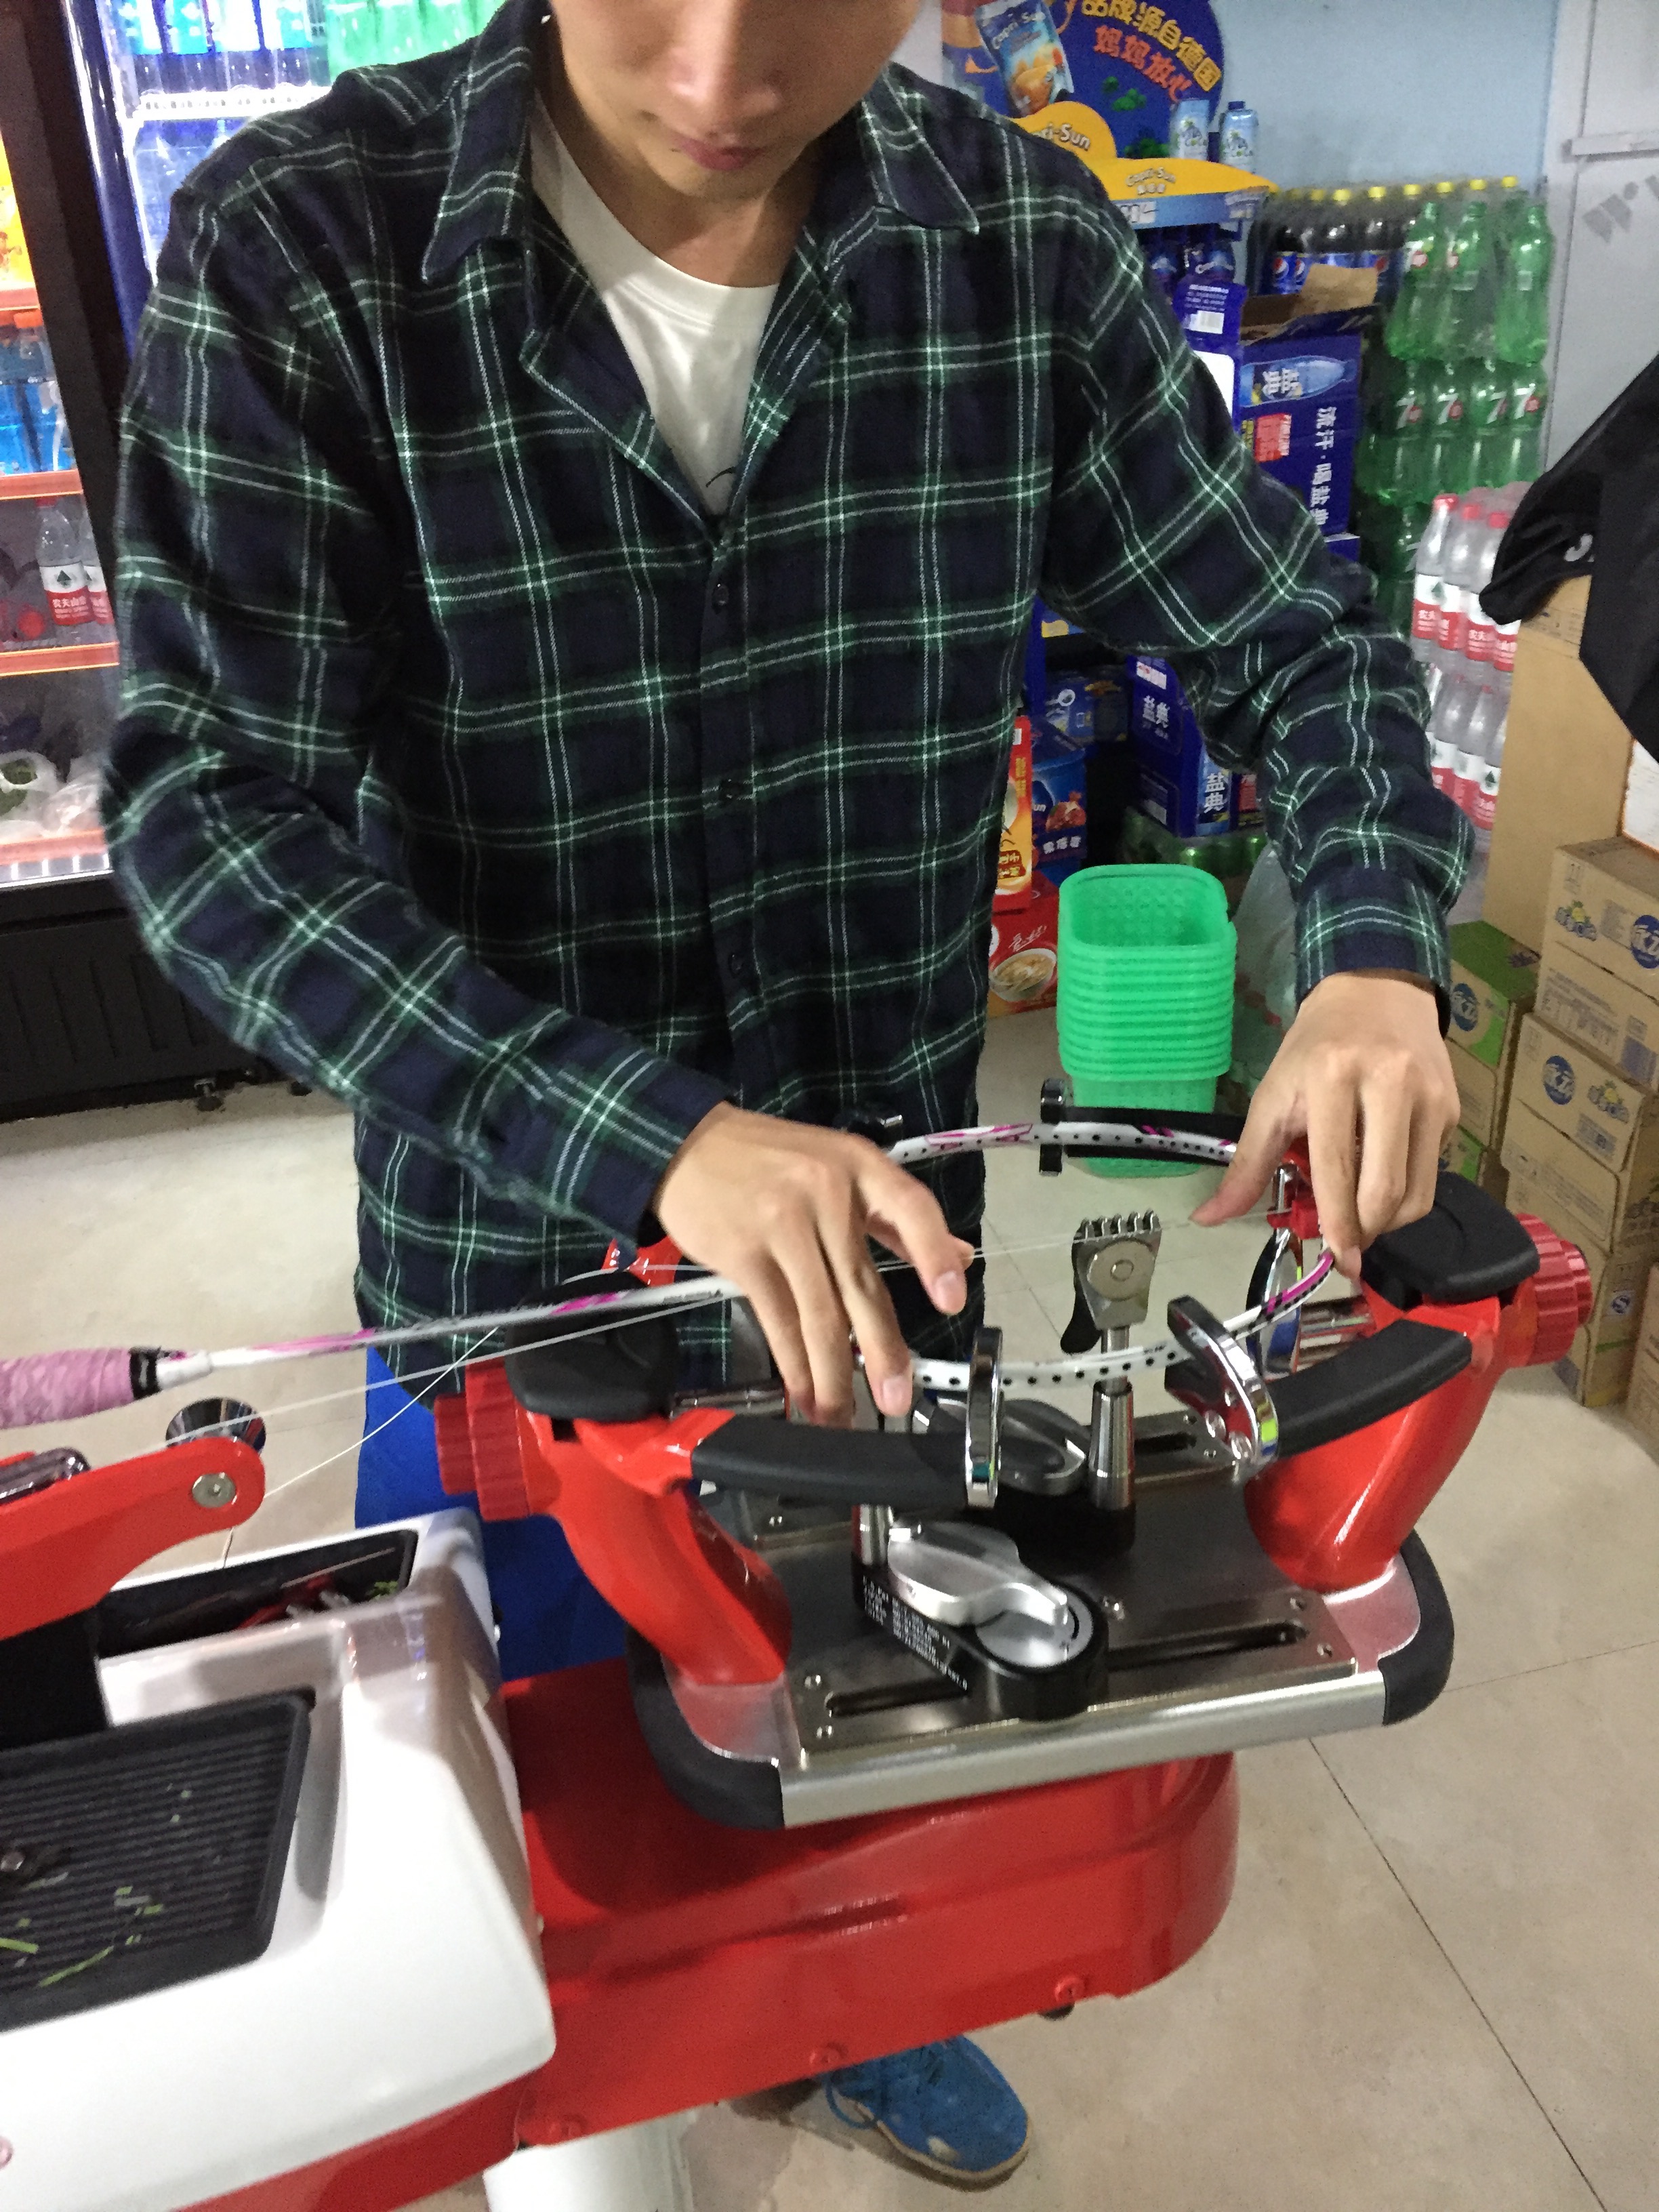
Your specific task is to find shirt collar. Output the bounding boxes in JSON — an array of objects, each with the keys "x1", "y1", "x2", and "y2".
[{"x1": 423, "y1": 3, "x2": 978, "y2": 285}]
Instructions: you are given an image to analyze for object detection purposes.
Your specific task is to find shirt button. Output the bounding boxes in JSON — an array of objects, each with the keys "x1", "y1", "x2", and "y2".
[
  {"x1": 726, "y1": 951, "x2": 746, "y2": 978},
  {"x1": 711, "y1": 580, "x2": 731, "y2": 613},
  {"x1": 718, "y1": 775, "x2": 745, "y2": 803}
]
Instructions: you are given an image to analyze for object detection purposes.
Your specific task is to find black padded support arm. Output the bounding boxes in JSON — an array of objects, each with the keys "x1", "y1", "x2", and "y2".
[
  {"x1": 692, "y1": 1420, "x2": 965, "y2": 1512},
  {"x1": 1272, "y1": 1320, "x2": 1472, "y2": 1458},
  {"x1": 1361, "y1": 1172, "x2": 1539, "y2": 1312}
]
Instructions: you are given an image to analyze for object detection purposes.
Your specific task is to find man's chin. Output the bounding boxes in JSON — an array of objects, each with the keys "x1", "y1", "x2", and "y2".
[{"x1": 648, "y1": 139, "x2": 802, "y2": 205}]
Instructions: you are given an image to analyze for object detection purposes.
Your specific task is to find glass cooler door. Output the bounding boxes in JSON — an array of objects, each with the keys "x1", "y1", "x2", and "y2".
[{"x1": 0, "y1": 121, "x2": 117, "y2": 892}]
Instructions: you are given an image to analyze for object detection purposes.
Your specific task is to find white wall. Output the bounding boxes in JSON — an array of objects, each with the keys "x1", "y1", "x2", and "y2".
[
  {"x1": 893, "y1": 2, "x2": 946, "y2": 85},
  {"x1": 1211, "y1": 0, "x2": 1562, "y2": 188}
]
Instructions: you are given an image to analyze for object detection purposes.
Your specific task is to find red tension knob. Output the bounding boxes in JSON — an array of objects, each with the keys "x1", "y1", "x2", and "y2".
[{"x1": 1516, "y1": 1214, "x2": 1594, "y2": 1368}]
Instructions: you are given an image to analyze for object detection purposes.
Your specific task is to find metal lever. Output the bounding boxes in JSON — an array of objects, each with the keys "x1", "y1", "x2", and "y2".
[
  {"x1": 1063, "y1": 1212, "x2": 1163, "y2": 1353},
  {"x1": 0, "y1": 1447, "x2": 89, "y2": 1509},
  {"x1": 964, "y1": 1327, "x2": 1003, "y2": 1508},
  {"x1": 1164, "y1": 1296, "x2": 1280, "y2": 1477},
  {"x1": 886, "y1": 1521, "x2": 1071, "y2": 1633}
]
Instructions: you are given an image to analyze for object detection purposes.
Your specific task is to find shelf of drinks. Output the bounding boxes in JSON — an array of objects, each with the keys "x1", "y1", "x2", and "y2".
[
  {"x1": 0, "y1": 834, "x2": 110, "y2": 890},
  {"x1": 0, "y1": 470, "x2": 82, "y2": 505},
  {"x1": 0, "y1": 641, "x2": 119, "y2": 677},
  {"x1": 124, "y1": 81, "x2": 326, "y2": 128}
]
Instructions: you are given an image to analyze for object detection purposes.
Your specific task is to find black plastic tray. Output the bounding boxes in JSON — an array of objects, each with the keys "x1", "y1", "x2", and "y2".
[{"x1": 0, "y1": 1691, "x2": 310, "y2": 2028}]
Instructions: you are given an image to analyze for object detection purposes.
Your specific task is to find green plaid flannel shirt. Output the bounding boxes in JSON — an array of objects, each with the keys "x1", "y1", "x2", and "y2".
[{"x1": 108, "y1": 0, "x2": 1470, "y2": 1350}]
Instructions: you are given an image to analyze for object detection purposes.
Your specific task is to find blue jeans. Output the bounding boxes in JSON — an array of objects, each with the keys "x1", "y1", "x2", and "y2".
[{"x1": 356, "y1": 1349, "x2": 626, "y2": 1681}]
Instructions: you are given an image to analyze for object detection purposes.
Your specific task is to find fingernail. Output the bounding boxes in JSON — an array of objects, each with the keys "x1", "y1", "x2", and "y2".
[
  {"x1": 877, "y1": 1373, "x2": 913, "y2": 1418},
  {"x1": 931, "y1": 1270, "x2": 967, "y2": 1311}
]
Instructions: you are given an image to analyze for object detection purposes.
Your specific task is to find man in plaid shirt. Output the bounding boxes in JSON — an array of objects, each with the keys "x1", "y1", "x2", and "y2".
[{"x1": 111, "y1": 0, "x2": 1469, "y2": 2186}]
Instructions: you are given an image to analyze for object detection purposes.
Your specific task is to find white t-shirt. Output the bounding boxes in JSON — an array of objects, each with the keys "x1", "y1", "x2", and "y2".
[{"x1": 529, "y1": 99, "x2": 777, "y2": 518}]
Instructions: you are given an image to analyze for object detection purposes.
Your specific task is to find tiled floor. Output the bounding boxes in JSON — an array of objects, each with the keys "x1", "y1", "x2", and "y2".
[{"x1": 9, "y1": 1015, "x2": 1659, "y2": 2211}]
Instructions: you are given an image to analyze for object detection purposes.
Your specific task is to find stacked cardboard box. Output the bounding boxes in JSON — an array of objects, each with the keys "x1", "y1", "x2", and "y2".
[
  {"x1": 1178, "y1": 276, "x2": 1364, "y2": 540},
  {"x1": 1499, "y1": 839, "x2": 1659, "y2": 1404},
  {"x1": 1624, "y1": 1265, "x2": 1659, "y2": 1454},
  {"x1": 1442, "y1": 921, "x2": 1537, "y2": 1204}
]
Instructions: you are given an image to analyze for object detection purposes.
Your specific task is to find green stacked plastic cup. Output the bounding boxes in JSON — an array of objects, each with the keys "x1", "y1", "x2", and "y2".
[{"x1": 1057, "y1": 865, "x2": 1237, "y2": 1177}]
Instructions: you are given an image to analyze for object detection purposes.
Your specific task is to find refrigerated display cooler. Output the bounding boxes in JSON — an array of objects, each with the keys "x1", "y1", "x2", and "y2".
[{"x1": 0, "y1": 0, "x2": 361, "y2": 1115}]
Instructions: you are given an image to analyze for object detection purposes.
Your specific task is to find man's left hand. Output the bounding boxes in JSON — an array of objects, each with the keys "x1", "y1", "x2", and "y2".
[{"x1": 1192, "y1": 970, "x2": 1461, "y2": 1279}]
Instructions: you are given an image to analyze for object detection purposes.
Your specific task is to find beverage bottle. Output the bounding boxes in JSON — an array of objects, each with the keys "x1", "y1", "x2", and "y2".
[
  {"x1": 0, "y1": 316, "x2": 35, "y2": 476},
  {"x1": 13, "y1": 313, "x2": 73, "y2": 474},
  {"x1": 373, "y1": 0, "x2": 424, "y2": 61},
  {"x1": 205, "y1": 0, "x2": 269, "y2": 86},
  {"x1": 264, "y1": 0, "x2": 323, "y2": 80},
  {"x1": 1419, "y1": 363, "x2": 1473, "y2": 502},
  {"x1": 1313, "y1": 186, "x2": 1359, "y2": 266},
  {"x1": 111, "y1": 0, "x2": 167, "y2": 94},
  {"x1": 1410, "y1": 490, "x2": 1458, "y2": 663},
  {"x1": 1427, "y1": 670, "x2": 1477, "y2": 800},
  {"x1": 1218, "y1": 100, "x2": 1258, "y2": 171},
  {"x1": 1263, "y1": 194, "x2": 1308, "y2": 294},
  {"x1": 1475, "y1": 710, "x2": 1507, "y2": 850},
  {"x1": 1437, "y1": 491, "x2": 1490, "y2": 662},
  {"x1": 1462, "y1": 494, "x2": 1516, "y2": 671},
  {"x1": 1500, "y1": 368, "x2": 1548, "y2": 479},
  {"x1": 1385, "y1": 194, "x2": 1444, "y2": 360},
  {"x1": 1387, "y1": 183, "x2": 1422, "y2": 298},
  {"x1": 1464, "y1": 359, "x2": 1511, "y2": 486},
  {"x1": 1465, "y1": 682, "x2": 1509, "y2": 847},
  {"x1": 4, "y1": 558, "x2": 52, "y2": 647},
  {"x1": 1184, "y1": 226, "x2": 1235, "y2": 282},
  {"x1": 161, "y1": 0, "x2": 220, "y2": 92},
  {"x1": 75, "y1": 510, "x2": 114, "y2": 638},
  {"x1": 36, "y1": 502, "x2": 90, "y2": 632},
  {"x1": 421, "y1": 0, "x2": 473, "y2": 52},
  {"x1": 1363, "y1": 357, "x2": 1429, "y2": 505},
  {"x1": 1431, "y1": 185, "x2": 1496, "y2": 361},
  {"x1": 1360, "y1": 184, "x2": 1401, "y2": 294},
  {"x1": 1144, "y1": 229, "x2": 1185, "y2": 296},
  {"x1": 1494, "y1": 198, "x2": 1554, "y2": 367},
  {"x1": 323, "y1": 0, "x2": 378, "y2": 73}
]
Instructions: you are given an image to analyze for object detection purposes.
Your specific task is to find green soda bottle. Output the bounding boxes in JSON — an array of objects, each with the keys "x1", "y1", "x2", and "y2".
[
  {"x1": 1385, "y1": 195, "x2": 1445, "y2": 361},
  {"x1": 323, "y1": 0, "x2": 377, "y2": 73},
  {"x1": 1429, "y1": 186, "x2": 1496, "y2": 362},
  {"x1": 1494, "y1": 199, "x2": 1554, "y2": 367},
  {"x1": 373, "y1": 0, "x2": 424, "y2": 58},
  {"x1": 1419, "y1": 363, "x2": 1473, "y2": 500},
  {"x1": 1464, "y1": 360, "x2": 1512, "y2": 485},
  {"x1": 1503, "y1": 368, "x2": 1549, "y2": 481},
  {"x1": 1369, "y1": 357, "x2": 1431, "y2": 504}
]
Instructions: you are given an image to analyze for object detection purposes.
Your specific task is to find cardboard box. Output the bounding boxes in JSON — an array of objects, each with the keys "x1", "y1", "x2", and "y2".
[
  {"x1": 1543, "y1": 838, "x2": 1659, "y2": 1003},
  {"x1": 1450, "y1": 1043, "x2": 1505, "y2": 1150},
  {"x1": 1501, "y1": 1099, "x2": 1659, "y2": 1257},
  {"x1": 1555, "y1": 1324, "x2": 1639, "y2": 1410},
  {"x1": 995, "y1": 714, "x2": 1034, "y2": 908},
  {"x1": 1622, "y1": 1263, "x2": 1659, "y2": 1450},
  {"x1": 987, "y1": 874, "x2": 1058, "y2": 1018},
  {"x1": 1506, "y1": 1162, "x2": 1654, "y2": 1407},
  {"x1": 1179, "y1": 275, "x2": 1365, "y2": 537},
  {"x1": 1511, "y1": 1015, "x2": 1659, "y2": 1179},
  {"x1": 1507, "y1": 1172, "x2": 1653, "y2": 1349},
  {"x1": 1128, "y1": 658, "x2": 1235, "y2": 838},
  {"x1": 1257, "y1": 433, "x2": 1355, "y2": 537},
  {"x1": 1030, "y1": 726, "x2": 1090, "y2": 887},
  {"x1": 1536, "y1": 938, "x2": 1659, "y2": 1092},
  {"x1": 1485, "y1": 580, "x2": 1634, "y2": 951},
  {"x1": 1622, "y1": 743, "x2": 1659, "y2": 859},
  {"x1": 1447, "y1": 920, "x2": 1540, "y2": 1073},
  {"x1": 1444, "y1": 1124, "x2": 1509, "y2": 1206}
]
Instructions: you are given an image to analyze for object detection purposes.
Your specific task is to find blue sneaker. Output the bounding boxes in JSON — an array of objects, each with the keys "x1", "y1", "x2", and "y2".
[{"x1": 822, "y1": 2036, "x2": 1031, "y2": 2184}]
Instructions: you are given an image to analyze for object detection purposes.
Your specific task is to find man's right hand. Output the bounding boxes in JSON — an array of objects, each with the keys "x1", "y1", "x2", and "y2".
[{"x1": 653, "y1": 1104, "x2": 973, "y2": 1427}]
